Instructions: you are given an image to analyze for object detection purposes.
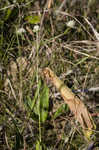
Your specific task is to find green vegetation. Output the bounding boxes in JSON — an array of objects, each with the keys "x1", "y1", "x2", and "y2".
[{"x1": 0, "y1": 0, "x2": 99, "y2": 149}]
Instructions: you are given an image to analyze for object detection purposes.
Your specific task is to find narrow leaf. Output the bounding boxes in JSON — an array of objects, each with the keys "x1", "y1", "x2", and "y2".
[
  {"x1": 40, "y1": 84, "x2": 49, "y2": 122},
  {"x1": 53, "y1": 104, "x2": 69, "y2": 119}
]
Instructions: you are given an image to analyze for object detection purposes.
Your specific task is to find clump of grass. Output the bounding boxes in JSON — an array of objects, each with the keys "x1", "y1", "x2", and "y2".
[{"x1": 0, "y1": 0, "x2": 99, "y2": 149}]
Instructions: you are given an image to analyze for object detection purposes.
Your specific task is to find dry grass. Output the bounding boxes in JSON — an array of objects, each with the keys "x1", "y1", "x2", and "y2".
[{"x1": 0, "y1": 0, "x2": 99, "y2": 149}]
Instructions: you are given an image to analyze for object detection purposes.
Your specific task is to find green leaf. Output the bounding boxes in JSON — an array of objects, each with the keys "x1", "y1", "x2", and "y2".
[
  {"x1": 27, "y1": 96, "x2": 33, "y2": 110},
  {"x1": 40, "y1": 84, "x2": 49, "y2": 123},
  {"x1": 53, "y1": 104, "x2": 69, "y2": 119},
  {"x1": 25, "y1": 15, "x2": 41, "y2": 24},
  {"x1": 33, "y1": 82, "x2": 49, "y2": 123},
  {"x1": 4, "y1": 8, "x2": 12, "y2": 21},
  {"x1": 14, "y1": 132, "x2": 23, "y2": 150},
  {"x1": 25, "y1": 79, "x2": 41, "y2": 111},
  {"x1": 36, "y1": 141, "x2": 42, "y2": 150},
  {"x1": 33, "y1": 80, "x2": 42, "y2": 115}
]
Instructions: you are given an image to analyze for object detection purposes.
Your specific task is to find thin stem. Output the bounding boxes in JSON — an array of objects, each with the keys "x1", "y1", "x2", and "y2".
[{"x1": 36, "y1": 31, "x2": 41, "y2": 143}]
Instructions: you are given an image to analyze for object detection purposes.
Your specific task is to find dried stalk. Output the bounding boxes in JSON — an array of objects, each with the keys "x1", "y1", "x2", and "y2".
[{"x1": 43, "y1": 67, "x2": 95, "y2": 137}]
